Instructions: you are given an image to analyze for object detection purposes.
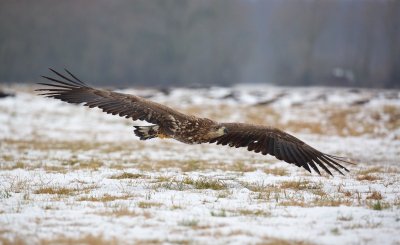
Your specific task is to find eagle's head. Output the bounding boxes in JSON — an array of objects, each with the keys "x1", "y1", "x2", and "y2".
[{"x1": 205, "y1": 124, "x2": 228, "y2": 139}]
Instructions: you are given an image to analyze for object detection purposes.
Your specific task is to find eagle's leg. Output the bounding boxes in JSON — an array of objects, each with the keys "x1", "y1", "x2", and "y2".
[{"x1": 133, "y1": 125, "x2": 160, "y2": 140}]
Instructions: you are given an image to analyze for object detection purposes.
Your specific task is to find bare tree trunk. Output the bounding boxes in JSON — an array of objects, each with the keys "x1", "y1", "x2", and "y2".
[
  {"x1": 300, "y1": 1, "x2": 334, "y2": 85},
  {"x1": 386, "y1": 0, "x2": 400, "y2": 88}
]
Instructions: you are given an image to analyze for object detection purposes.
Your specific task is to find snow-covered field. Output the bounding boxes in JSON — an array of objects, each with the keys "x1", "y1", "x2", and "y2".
[{"x1": 0, "y1": 84, "x2": 399, "y2": 245}]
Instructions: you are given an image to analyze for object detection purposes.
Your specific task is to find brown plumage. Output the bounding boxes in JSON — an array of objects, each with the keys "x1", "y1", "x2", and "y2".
[{"x1": 37, "y1": 69, "x2": 353, "y2": 176}]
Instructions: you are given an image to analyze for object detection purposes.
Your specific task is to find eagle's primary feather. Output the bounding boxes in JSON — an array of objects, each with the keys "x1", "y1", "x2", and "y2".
[{"x1": 37, "y1": 69, "x2": 354, "y2": 176}]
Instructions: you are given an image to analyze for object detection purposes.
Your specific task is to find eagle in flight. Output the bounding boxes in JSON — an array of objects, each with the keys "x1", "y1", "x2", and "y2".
[{"x1": 37, "y1": 69, "x2": 353, "y2": 176}]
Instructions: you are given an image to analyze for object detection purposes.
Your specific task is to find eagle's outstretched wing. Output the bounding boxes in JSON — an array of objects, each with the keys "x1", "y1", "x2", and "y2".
[
  {"x1": 36, "y1": 69, "x2": 187, "y2": 134},
  {"x1": 209, "y1": 123, "x2": 353, "y2": 176}
]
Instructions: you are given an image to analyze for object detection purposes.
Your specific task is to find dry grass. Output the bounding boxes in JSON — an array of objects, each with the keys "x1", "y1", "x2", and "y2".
[
  {"x1": 137, "y1": 201, "x2": 162, "y2": 209},
  {"x1": 11, "y1": 162, "x2": 25, "y2": 169},
  {"x1": 178, "y1": 219, "x2": 199, "y2": 227},
  {"x1": 244, "y1": 106, "x2": 280, "y2": 125},
  {"x1": 43, "y1": 165, "x2": 68, "y2": 173},
  {"x1": 137, "y1": 158, "x2": 258, "y2": 172},
  {"x1": 5, "y1": 177, "x2": 30, "y2": 193},
  {"x1": 183, "y1": 177, "x2": 227, "y2": 190},
  {"x1": 356, "y1": 174, "x2": 380, "y2": 181},
  {"x1": 217, "y1": 190, "x2": 233, "y2": 199},
  {"x1": 95, "y1": 206, "x2": 141, "y2": 217},
  {"x1": 1, "y1": 155, "x2": 14, "y2": 162},
  {"x1": 236, "y1": 209, "x2": 271, "y2": 217},
  {"x1": 34, "y1": 185, "x2": 97, "y2": 196},
  {"x1": 109, "y1": 172, "x2": 146, "y2": 179},
  {"x1": 383, "y1": 105, "x2": 400, "y2": 131},
  {"x1": 280, "y1": 197, "x2": 352, "y2": 207},
  {"x1": 74, "y1": 159, "x2": 103, "y2": 170},
  {"x1": 2, "y1": 139, "x2": 102, "y2": 152},
  {"x1": 368, "y1": 201, "x2": 391, "y2": 210},
  {"x1": 180, "y1": 160, "x2": 206, "y2": 172},
  {"x1": 34, "y1": 187, "x2": 79, "y2": 195},
  {"x1": 0, "y1": 236, "x2": 27, "y2": 245},
  {"x1": 279, "y1": 180, "x2": 323, "y2": 191},
  {"x1": 40, "y1": 234, "x2": 119, "y2": 245},
  {"x1": 155, "y1": 177, "x2": 227, "y2": 191},
  {"x1": 207, "y1": 102, "x2": 400, "y2": 137},
  {"x1": 0, "y1": 161, "x2": 29, "y2": 170},
  {"x1": 78, "y1": 194, "x2": 133, "y2": 202},
  {"x1": 250, "y1": 180, "x2": 353, "y2": 207},
  {"x1": 358, "y1": 167, "x2": 382, "y2": 175},
  {"x1": 337, "y1": 214, "x2": 353, "y2": 222},
  {"x1": 137, "y1": 159, "x2": 210, "y2": 172},
  {"x1": 259, "y1": 236, "x2": 316, "y2": 245},
  {"x1": 3, "y1": 138, "x2": 146, "y2": 155},
  {"x1": 366, "y1": 191, "x2": 383, "y2": 200},
  {"x1": 210, "y1": 209, "x2": 227, "y2": 217},
  {"x1": 153, "y1": 179, "x2": 187, "y2": 191},
  {"x1": 264, "y1": 167, "x2": 289, "y2": 176},
  {"x1": 0, "y1": 162, "x2": 68, "y2": 173},
  {"x1": 311, "y1": 197, "x2": 352, "y2": 207},
  {"x1": 357, "y1": 166, "x2": 399, "y2": 175},
  {"x1": 231, "y1": 161, "x2": 257, "y2": 172},
  {"x1": 323, "y1": 106, "x2": 394, "y2": 136},
  {"x1": 154, "y1": 175, "x2": 173, "y2": 183},
  {"x1": 279, "y1": 200, "x2": 307, "y2": 207},
  {"x1": 285, "y1": 121, "x2": 324, "y2": 135},
  {"x1": 241, "y1": 181, "x2": 276, "y2": 193},
  {"x1": 327, "y1": 107, "x2": 360, "y2": 136}
]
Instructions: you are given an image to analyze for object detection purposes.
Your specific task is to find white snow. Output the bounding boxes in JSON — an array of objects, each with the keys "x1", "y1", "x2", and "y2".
[{"x1": 0, "y1": 84, "x2": 399, "y2": 244}]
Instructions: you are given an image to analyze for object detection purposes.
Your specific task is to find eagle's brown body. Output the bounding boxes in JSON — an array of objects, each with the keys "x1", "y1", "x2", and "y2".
[
  {"x1": 134, "y1": 115, "x2": 225, "y2": 144},
  {"x1": 167, "y1": 117, "x2": 226, "y2": 144},
  {"x1": 37, "y1": 69, "x2": 353, "y2": 176}
]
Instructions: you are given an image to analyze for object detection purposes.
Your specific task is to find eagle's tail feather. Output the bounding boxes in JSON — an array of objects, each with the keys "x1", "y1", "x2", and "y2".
[{"x1": 134, "y1": 125, "x2": 159, "y2": 140}]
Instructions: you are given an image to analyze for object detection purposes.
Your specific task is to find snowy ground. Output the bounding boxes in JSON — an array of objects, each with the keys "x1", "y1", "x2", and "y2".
[{"x1": 0, "y1": 84, "x2": 399, "y2": 245}]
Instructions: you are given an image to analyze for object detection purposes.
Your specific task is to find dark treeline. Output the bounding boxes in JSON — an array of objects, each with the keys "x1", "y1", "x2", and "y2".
[{"x1": 0, "y1": 0, "x2": 399, "y2": 88}]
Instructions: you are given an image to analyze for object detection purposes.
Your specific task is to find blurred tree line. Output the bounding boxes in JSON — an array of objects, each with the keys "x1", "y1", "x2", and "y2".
[{"x1": 0, "y1": 0, "x2": 399, "y2": 88}]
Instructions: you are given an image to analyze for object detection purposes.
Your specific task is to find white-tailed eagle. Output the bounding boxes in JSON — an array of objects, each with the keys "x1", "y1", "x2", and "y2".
[{"x1": 37, "y1": 69, "x2": 353, "y2": 175}]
